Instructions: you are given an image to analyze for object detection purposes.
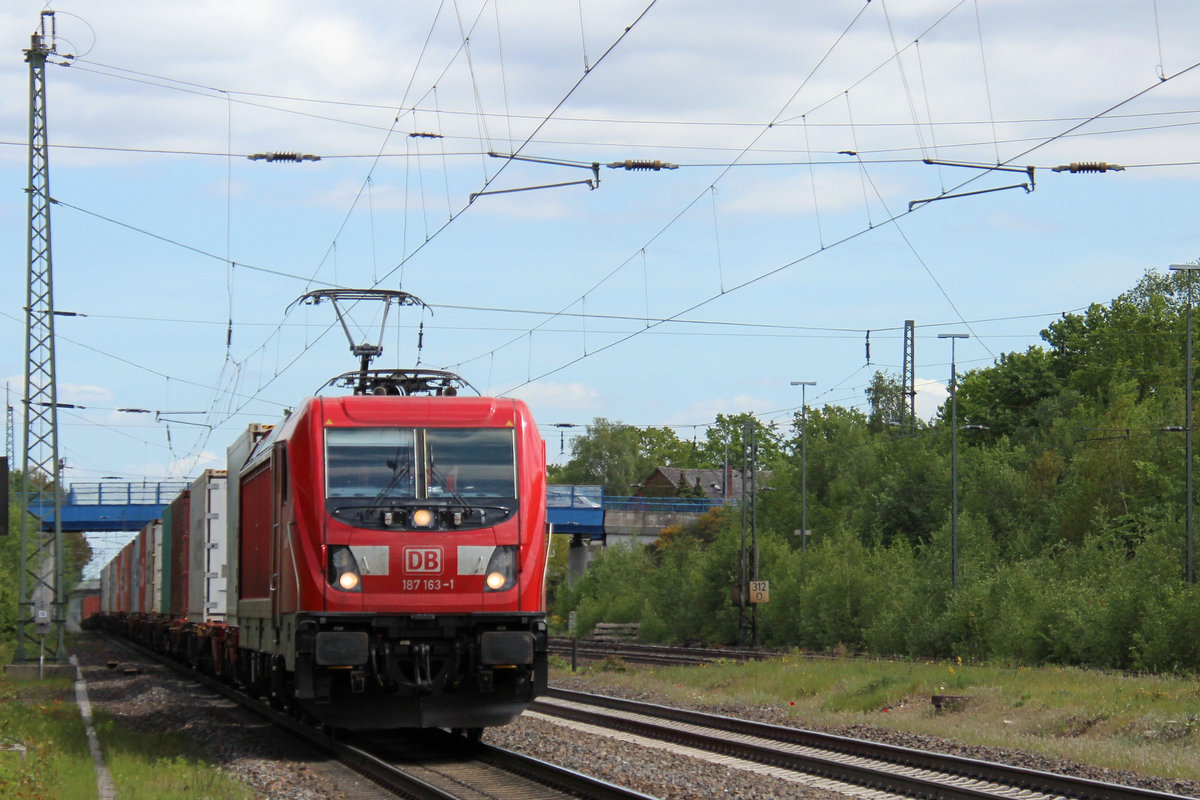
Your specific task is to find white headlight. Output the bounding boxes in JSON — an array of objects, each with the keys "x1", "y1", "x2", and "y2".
[
  {"x1": 483, "y1": 545, "x2": 517, "y2": 592},
  {"x1": 329, "y1": 546, "x2": 362, "y2": 592}
]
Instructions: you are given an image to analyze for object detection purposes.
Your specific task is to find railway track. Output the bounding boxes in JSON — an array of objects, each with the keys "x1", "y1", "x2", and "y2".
[
  {"x1": 549, "y1": 636, "x2": 769, "y2": 667},
  {"x1": 97, "y1": 633, "x2": 654, "y2": 800},
  {"x1": 531, "y1": 688, "x2": 1197, "y2": 800},
  {"x1": 91, "y1": 634, "x2": 1197, "y2": 800},
  {"x1": 305, "y1": 726, "x2": 657, "y2": 800}
]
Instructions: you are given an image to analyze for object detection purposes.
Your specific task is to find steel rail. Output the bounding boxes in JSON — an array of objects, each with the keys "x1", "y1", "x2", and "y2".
[
  {"x1": 95, "y1": 633, "x2": 654, "y2": 800},
  {"x1": 535, "y1": 688, "x2": 1196, "y2": 800},
  {"x1": 550, "y1": 636, "x2": 769, "y2": 666}
]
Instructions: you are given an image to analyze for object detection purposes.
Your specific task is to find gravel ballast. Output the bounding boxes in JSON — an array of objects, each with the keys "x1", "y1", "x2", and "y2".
[{"x1": 67, "y1": 635, "x2": 1200, "y2": 800}]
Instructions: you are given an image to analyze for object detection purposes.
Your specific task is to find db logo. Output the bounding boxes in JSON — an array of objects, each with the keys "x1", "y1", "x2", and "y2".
[{"x1": 403, "y1": 547, "x2": 442, "y2": 574}]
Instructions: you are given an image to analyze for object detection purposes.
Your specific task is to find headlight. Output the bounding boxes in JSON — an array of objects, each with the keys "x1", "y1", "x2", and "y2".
[
  {"x1": 411, "y1": 508, "x2": 435, "y2": 528},
  {"x1": 484, "y1": 545, "x2": 516, "y2": 592},
  {"x1": 328, "y1": 546, "x2": 362, "y2": 593}
]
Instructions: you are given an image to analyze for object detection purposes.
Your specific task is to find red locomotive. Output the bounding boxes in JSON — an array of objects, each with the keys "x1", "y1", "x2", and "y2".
[
  {"x1": 99, "y1": 370, "x2": 549, "y2": 733},
  {"x1": 233, "y1": 389, "x2": 549, "y2": 729}
]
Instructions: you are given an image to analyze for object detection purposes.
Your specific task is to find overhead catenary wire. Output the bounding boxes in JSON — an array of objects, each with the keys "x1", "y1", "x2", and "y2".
[
  {"x1": 454, "y1": 0, "x2": 963, "y2": 382},
  {"x1": 11, "y1": 105, "x2": 1200, "y2": 165},
  {"x1": 172, "y1": 1, "x2": 661, "y2": 468},
  {"x1": 22, "y1": 4, "x2": 1200, "y2": 481},
  {"x1": 483, "y1": 0, "x2": 1200, "y2": 389},
  {"x1": 56, "y1": 50, "x2": 1200, "y2": 138},
  {"x1": 31, "y1": 1, "x2": 664, "y2": 475},
  {"x1": 454, "y1": 0, "x2": 879, "y2": 375},
  {"x1": 489, "y1": 46, "x2": 1194, "y2": 395},
  {"x1": 452, "y1": 0, "x2": 1074, "y2": 384}
]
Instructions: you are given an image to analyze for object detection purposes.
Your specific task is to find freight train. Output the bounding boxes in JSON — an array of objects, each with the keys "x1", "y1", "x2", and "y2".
[{"x1": 96, "y1": 383, "x2": 549, "y2": 734}]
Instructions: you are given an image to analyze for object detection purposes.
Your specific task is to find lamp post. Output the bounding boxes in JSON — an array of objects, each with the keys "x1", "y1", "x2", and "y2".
[
  {"x1": 790, "y1": 381, "x2": 816, "y2": 552},
  {"x1": 938, "y1": 333, "x2": 968, "y2": 590},
  {"x1": 1170, "y1": 264, "x2": 1197, "y2": 584}
]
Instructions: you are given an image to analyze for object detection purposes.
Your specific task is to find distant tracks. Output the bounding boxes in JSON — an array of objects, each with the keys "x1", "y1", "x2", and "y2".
[
  {"x1": 533, "y1": 688, "x2": 1196, "y2": 800},
  {"x1": 549, "y1": 636, "x2": 768, "y2": 667}
]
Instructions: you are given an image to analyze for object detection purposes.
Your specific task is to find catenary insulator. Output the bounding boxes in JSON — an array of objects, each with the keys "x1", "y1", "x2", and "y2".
[
  {"x1": 1052, "y1": 162, "x2": 1124, "y2": 173},
  {"x1": 247, "y1": 152, "x2": 321, "y2": 162},
  {"x1": 607, "y1": 159, "x2": 678, "y2": 170}
]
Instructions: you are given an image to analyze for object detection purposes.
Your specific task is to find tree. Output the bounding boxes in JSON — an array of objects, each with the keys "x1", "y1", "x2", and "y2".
[
  {"x1": 547, "y1": 270, "x2": 1200, "y2": 671},
  {"x1": 1041, "y1": 269, "x2": 1186, "y2": 404},
  {"x1": 557, "y1": 419, "x2": 743, "y2": 493},
  {"x1": 555, "y1": 418, "x2": 647, "y2": 495},
  {"x1": 696, "y1": 413, "x2": 784, "y2": 468},
  {"x1": 957, "y1": 347, "x2": 1066, "y2": 441},
  {"x1": 637, "y1": 426, "x2": 697, "y2": 469},
  {"x1": 864, "y1": 371, "x2": 905, "y2": 433}
]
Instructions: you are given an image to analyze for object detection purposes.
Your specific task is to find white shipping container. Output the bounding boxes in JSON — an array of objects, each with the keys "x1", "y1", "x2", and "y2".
[
  {"x1": 188, "y1": 470, "x2": 229, "y2": 624},
  {"x1": 150, "y1": 519, "x2": 163, "y2": 614}
]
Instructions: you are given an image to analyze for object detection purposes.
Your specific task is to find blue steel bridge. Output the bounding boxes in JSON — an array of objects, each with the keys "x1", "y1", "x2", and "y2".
[
  {"x1": 25, "y1": 481, "x2": 190, "y2": 533},
  {"x1": 27, "y1": 481, "x2": 724, "y2": 537}
]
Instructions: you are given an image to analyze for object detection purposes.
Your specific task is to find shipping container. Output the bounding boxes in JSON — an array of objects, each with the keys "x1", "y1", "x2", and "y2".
[
  {"x1": 116, "y1": 541, "x2": 132, "y2": 614},
  {"x1": 132, "y1": 525, "x2": 146, "y2": 614},
  {"x1": 168, "y1": 490, "x2": 191, "y2": 618},
  {"x1": 188, "y1": 470, "x2": 229, "y2": 624},
  {"x1": 149, "y1": 519, "x2": 164, "y2": 613},
  {"x1": 100, "y1": 560, "x2": 114, "y2": 614}
]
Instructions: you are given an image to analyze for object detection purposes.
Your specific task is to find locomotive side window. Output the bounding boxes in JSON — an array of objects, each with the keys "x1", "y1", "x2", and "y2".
[
  {"x1": 425, "y1": 429, "x2": 517, "y2": 499},
  {"x1": 326, "y1": 428, "x2": 417, "y2": 499}
]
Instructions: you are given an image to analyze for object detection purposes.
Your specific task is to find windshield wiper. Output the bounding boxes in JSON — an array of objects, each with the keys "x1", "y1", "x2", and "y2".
[
  {"x1": 427, "y1": 450, "x2": 472, "y2": 513},
  {"x1": 365, "y1": 448, "x2": 413, "y2": 512}
]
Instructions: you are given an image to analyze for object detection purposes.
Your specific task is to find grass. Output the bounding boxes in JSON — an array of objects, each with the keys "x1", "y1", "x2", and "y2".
[
  {"x1": 0, "y1": 665, "x2": 95, "y2": 800},
  {"x1": 94, "y1": 713, "x2": 252, "y2": 800},
  {"x1": 0, "y1": 642, "x2": 251, "y2": 800},
  {"x1": 551, "y1": 653, "x2": 1200, "y2": 784}
]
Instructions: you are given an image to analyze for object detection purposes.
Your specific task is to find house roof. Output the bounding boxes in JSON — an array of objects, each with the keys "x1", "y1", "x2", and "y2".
[{"x1": 640, "y1": 466, "x2": 771, "y2": 500}]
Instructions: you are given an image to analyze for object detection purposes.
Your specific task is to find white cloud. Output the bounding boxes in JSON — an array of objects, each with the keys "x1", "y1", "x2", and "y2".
[
  {"x1": 59, "y1": 382, "x2": 115, "y2": 407},
  {"x1": 506, "y1": 380, "x2": 599, "y2": 411},
  {"x1": 6, "y1": 0, "x2": 1200, "y2": 484},
  {"x1": 125, "y1": 450, "x2": 222, "y2": 481},
  {"x1": 916, "y1": 377, "x2": 947, "y2": 421},
  {"x1": 668, "y1": 393, "x2": 775, "y2": 426}
]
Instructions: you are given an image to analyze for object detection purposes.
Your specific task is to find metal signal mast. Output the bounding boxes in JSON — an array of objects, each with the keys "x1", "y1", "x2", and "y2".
[
  {"x1": 902, "y1": 320, "x2": 916, "y2": 434},
  {"x1": 14, "y1": 11, "x2": 67, "y2": 666}
]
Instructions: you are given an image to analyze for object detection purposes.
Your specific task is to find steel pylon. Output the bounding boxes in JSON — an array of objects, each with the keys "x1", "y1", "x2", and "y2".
[
  {"x1": 14, "y1": 14, "x2": 67, "y2": 665},
  {"x1": 902, "y1": 320, "x2": 916, "y2": 435}
]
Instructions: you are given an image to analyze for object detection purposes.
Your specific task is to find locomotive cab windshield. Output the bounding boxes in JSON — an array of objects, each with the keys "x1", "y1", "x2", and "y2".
[{"x1": 325, "y1": 426, "x2": 518, "y2": 530}]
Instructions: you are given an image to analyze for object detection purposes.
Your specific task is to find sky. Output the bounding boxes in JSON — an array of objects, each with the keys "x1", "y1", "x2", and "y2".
[{"x1": 5, "y1": 1, "x2": 1200, "y2": 566}]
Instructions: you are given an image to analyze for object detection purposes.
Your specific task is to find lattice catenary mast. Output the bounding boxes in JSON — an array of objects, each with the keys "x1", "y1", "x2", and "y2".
[
  {"x1": 14, "y1": 11, "x2": 67, "y2": 666},
  {"x1": 902, "y1": 320, "x2": 916, "y2": 434}
]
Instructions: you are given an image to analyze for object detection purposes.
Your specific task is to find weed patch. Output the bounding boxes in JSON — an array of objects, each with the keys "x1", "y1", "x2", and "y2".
[{"x1": 0, "y1": 673, "x2": 94, "y2": 800}]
